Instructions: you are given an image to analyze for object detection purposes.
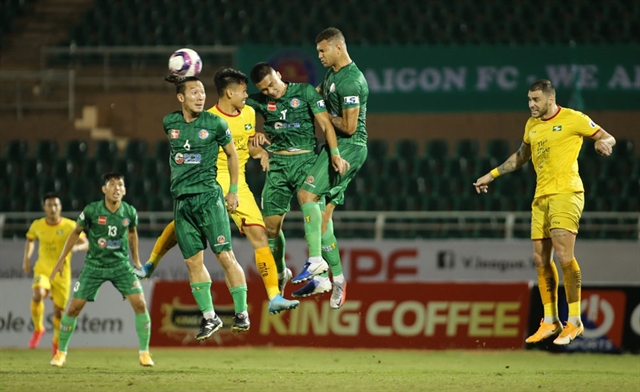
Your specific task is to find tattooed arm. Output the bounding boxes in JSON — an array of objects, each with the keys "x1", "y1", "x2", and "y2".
[{"x1": 473, "y1": 142, "x2": 531, "y2": 193}]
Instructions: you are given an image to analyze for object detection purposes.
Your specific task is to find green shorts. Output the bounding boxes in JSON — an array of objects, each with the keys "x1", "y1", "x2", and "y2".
[
  {"x1": 72, "y1": 263, "x2": 143, "y2": 301},
  {"x1": 174, "y1": 189, "x2": 232, "y2": 258},
  {"x1": 301, "y1": 143, "x2": 367, "y2": 206},
  {"x1": 261, "y1": 152, "x2": 318, "y2": 216}
]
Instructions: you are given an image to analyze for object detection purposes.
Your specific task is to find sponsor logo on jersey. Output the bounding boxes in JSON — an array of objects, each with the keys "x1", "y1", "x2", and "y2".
[
  {"x1": 330, "y1": 83, "x2": 336, "y2": 93},
  {"x1": 132, "y1": 281, "x2": 140, "y2": 288},
  {"x1": 199, "y1": 129, "x2": 209, "y2": 139},
  {"x1": 244, "y1": 124, "x2": 252, "y2": 130},
  {"x1": 344, "y1": 96, "x2": 359, "y2": 104},
  {"x1": 175, "y1": 152, "x2": 201, "y2": 165},
  {"x1": 268, "y1": 102, "x2": 277, "y2": 111},
  {"x1": 98, "y1": 238, "x2": 107, "y2": 248},
  {"x1": 552, "y1": 125, "x2": 562, "y2": 132},
  {"x1": 306, "y1": 175, "x2": 314, "y2": 184},
  {"x1": 56, "y1": 230, "x2": 63, "y2": 235},
  {"x1": 589, "y1": 121, "x2": 596, "y2": 128},
  {"x1": 317, "y1": 100, "x2": 326, "y2": 109},
  {"x1": 289, "y1": 98, "x2": 300, "y2": 108},
  {"x1": 122, "y1": 218, "x2": 130, "y2": 227},
  {"x1": 217, "y1": 235, "x2": 226, "y2": 243},
  {"x1": 98, "y1": 216, "x2": 107, "y2": 225},
  {"x1": 171, "y1": 129, "x2": 180, "y2": 139}
]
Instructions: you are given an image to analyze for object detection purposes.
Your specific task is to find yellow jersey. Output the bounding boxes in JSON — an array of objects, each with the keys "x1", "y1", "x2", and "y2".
[
  {"x1": 26, "y1": 217, "x2": 83, "y2": 270},
  {"x1": 209, "y1": 104, "x2": 257, "y2": 179},
  {"x1": 523, "y1": 106, "x2": 600, "y2": 198}
]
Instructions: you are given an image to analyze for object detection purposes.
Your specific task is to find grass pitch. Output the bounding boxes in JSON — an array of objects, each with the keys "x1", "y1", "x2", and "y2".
[{"x1": 0, "y1": 347, "x2": 638, "y2": 391}]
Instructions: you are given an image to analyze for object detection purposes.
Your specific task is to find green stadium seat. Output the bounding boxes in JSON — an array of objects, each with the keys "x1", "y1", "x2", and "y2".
[
  {"x1": 394, "y1": 139, "x2": 419, "y2": 159},
  {"x1": 424, "y1": 139, "x2": 449, "y2": 162},
  {"x1": 22, "y1": 159, "x2": 37, "y2": 180},
  {"x1": 622, "y1": 178, "x2": 640, "y2": 198},
  {"x1": 94, "y1": 140, "x2": 118, "y2": 163},
  {"x1": 124, "y1": 139, "x2": 149, "y2": 162},
  {"x1": 64, "y1": 140, "x2": 88, "y2": 163},
  {"x1": 368, "y1": 140, "x2": 388, "y2": 161},
  {"x1": 454, "y1": 139, "x2": 479, "y2": 158},
  {"x1": 615, "y1": 139, "x2": 636, "y2": 160},
  {"x1": 154, "y1": 140, "x2": 171, "y2": 162},
  {"x1": 5, "y1": 140, "x2": 28, "y2": 162},
  {"x1": 35, "y1": 140, "x2": 59, "y2": 162},
  {"x1": 485, "y1": 138, "x2": 511, "y2": 160}
]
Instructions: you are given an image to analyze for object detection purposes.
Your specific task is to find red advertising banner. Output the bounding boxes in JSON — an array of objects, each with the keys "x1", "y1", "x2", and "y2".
[{"x1": 150, "y1": 281, "x2": 530, "y2": 349}]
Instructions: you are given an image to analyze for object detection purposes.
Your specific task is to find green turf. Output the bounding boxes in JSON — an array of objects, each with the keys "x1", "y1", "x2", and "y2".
[{"x1": 0, "y1": 348, "x2": 638, "y2": 391}]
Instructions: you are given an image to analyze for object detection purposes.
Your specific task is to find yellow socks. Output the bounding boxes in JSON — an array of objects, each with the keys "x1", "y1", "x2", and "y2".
[
  {"x1": 52, "y1": 315, "x2": 61, "y2": 345},
  {"x1": 561, "y1": 258, "x2": 582, "y2": 325},
  {"x1": 30, "y1": 300, "x2": 45, "y2": 331},
  {"x1": 150, "y1": 220, "x2": 178, "y2": 268},
  {"x1": 255, "y1": 246, "x2": 279, "y2": 300},
  {"x1": 537, "y1": 263, "x2": 559, "y2": 324}
]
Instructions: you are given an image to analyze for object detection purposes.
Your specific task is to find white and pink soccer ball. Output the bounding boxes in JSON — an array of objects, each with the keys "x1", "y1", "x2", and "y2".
[{"x1": 168, "y1": 48, "x2": 202, "y2": 77}]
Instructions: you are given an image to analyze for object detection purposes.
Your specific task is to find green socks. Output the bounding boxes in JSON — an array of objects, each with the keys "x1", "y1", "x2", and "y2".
[
  {"x1": 190, "y1": 281, "x2": 214, "y2": 313},
  {"x1": 322, "y1": 221, "x2": 343, "y2": 277},
  {"x1": 135, "y1": 312, "x2": 151, "y2": 352},
  {"x1": 301, "y1": 202, "x2": 323, "y2": 259},
  {"x1": 268, "y1": 230, "x2": 287, "y2": 274},
  {"x1": 229, "y1": 285, "x2": 248, "y2": 313},
  {"x1": 58, "y1": 314, "x2": 77, "y2": 353}
]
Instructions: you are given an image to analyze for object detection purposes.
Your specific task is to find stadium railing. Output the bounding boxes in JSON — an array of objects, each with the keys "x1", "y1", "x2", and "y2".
[
  {"x1": 0, "y1": 70, "x2": 76, "y2": 120},
  {"x1": 1, "y1": 211, "x2": 638, "y2": 240}
]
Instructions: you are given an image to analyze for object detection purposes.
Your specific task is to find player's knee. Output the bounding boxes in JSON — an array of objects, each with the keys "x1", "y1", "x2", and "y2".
[
  {"x1": 53, "y1": 307, "x2": 64, "y2": 319},
  {"x1": 32, "y1": 290, "x2": 44, "y2": 302},
  {"x1": 184, "y1": 257, "x2": 203, "y2": 272},
  {"x1": 532, "y1": 252, "x2": 549, "y2": 268},
  {"x1": 264, "y1": 225, "x2": 279, "y2": 239},
  {"x1": 130, "y1": 296, "x2": 147, "y2": 313},
  {"x1": 553, "y1": 247, "x2": 574, "y2": 264},
  {"x1": 297, "y1": 189, "x2": 317, "y2": 205}
]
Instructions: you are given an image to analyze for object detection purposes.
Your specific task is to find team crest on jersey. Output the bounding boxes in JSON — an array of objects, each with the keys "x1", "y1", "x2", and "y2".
[
  {"x1": 289, "y1": 98, "x2": 300, "y2": 108},
  {"x1": 217, "y1": 235, "x2": 226, "y2": 244},
  {"x1": 306, "y1": 175, "x2": 314, "y2": 184},
  {"x1": 552, "y1": 125, "x2": 563, "y2": 132},
  {"x1": 56, "y1": 230, "x2": 63, "y2": 235},
  {"x1": 267, "y1": 102, "x2": 277, "y2": 111},
  {"x1": 199, "y1": 129, "x2": 209, "y2": 139},
  {"x1": 329, "y1": 83, "x2": 336, "y2": 93},
  {"x1": 244, "y1": 124, "x2": 252, "y2": 130},
  {"x1": 98, "y1": 238, "x2": 107, "y2": 248},
  {"x1": 122, "y1": 218, "x2": 130, "y2": 227},
  {"x1": 171, "y1": 129, "x2": 180, "y2": 139},
  {"x1": 98, "y1": 216, "x2": 107, "y2": 225},
  {"x1": 174, "y1": 153, "x2": 184, "y2": 164}
]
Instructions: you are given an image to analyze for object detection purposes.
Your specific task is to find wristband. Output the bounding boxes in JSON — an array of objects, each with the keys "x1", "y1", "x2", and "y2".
[
  {"x1": 229, "y1": 184, "x2": 238, "y2": 193},
  {"x1": 490, "y1": 168, "x2": 501, "y2": 178},
  {"x1": 330, "y1": 147, "x2": 340, "y2": 155}
]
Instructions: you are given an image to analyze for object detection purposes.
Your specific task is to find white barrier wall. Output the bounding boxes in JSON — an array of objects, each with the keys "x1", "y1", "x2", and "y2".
[
  {"x1": 0, "y1": 279, "x2": 153, "y2": 348},
  {"x1": 0, "y1": 238, "x2": 638, "y2": 283}
]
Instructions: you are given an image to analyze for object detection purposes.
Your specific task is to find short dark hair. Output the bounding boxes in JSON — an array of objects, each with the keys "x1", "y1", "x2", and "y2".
[
  {"x1": 315, "y1": 27, "x2": 346, "y2": 45},
  {"x1": 250, "y1": 62, "x2": 275, "y2": 84},
  {"x1": 165, "y1": 74, "x2": 201, "y2": 94},
  {"x1": 102, "y1": 172, "x2": 125, "y2": 185},
  {"x1": 214, "y1": 67, "x2": 248, "y2": 96},
  {"x1": 42, "y1": 192, "x2": 60, "y2": 205},
  {"x1": 529, "y1": 79, "x2": 555, "y2": 96}
]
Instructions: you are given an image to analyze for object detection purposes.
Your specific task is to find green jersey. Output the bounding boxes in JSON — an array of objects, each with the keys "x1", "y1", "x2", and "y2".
[
  {"x1": 163, "y1": 110, "x2": 233, "y2": 198},
  {"x1": 321, "y1": 62, "x2": 369, "y2": 146},
  {"x1": 77, "y1": 200, "x2": 138, "y2": 271},
  {"x1": 246, "y1": 82, "x2": 325, "y2": 152}
]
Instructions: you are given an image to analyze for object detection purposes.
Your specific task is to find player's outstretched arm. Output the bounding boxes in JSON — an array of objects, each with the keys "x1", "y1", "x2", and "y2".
[
  {"x1": 72, "y1": 234, "x2": 89, "y2": 253},
  {"x1": 51, "y1": 224, "x2": 84, "y2": 281},
  {"x1": 129, "y1": 226, "x2": 141, "y2": 268},
  {"x1": 592, "y1": 128, "x2": 616, "y2": 157},
  {"x1": 474, "y1": 142, "x2": 532, "y2": 194},
  {"x1": 23, "y1": 237, "x2": 35, "y2": 274}
]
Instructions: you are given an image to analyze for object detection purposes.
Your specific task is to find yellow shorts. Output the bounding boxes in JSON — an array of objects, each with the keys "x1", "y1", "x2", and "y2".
[
  {"x1": 32, "y1": 263, "x2": 71, "y2": 309},
  {"x1": 217, "y1": 175, "x2": 265, "y2": 235},
  {"x1": 531, "y1": 192, "x2": 584, "y2": 240}
]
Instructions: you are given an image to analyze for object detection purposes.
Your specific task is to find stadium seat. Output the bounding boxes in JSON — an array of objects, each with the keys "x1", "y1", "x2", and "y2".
[
  {"x1": 454, "y1": 139, "x2": 479, "y2": 158},
  {"x1": 424, "y1": 139, "x2": 449, "y2": 162},
  {"x1": 124, "y1": 139, "x2": 149, "y2": 162},
  {"x1": 94, "y1": 140, "x2": 119, "y2": 164},
  {"x1": 485, "y1": 138, "x2": 511, "y2": 160},
  {"x1": 154, "y1": 140, "x2": 171, "y2": 162},
  {"x1": 615, "y1": 138, "x2": 636, "y2": 160},
  {"x1": 35, "y1": 140, "x2": 59, "y2": 162},
  {"x1": 368, "y1": 140, "x2": 388, "y2": 161},
  {"x1": 5, "y1": 140, "x2": 28, "y2": 162},
  {"x1": 64, "y1": 140, "x2": 88, "y2": 163},
  {"x1": 394, "y1": 139, "x2": 419, "y2": 159}
]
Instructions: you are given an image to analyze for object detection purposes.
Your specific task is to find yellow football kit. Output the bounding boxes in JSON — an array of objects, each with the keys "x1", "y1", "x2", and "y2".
[
  {"x1": 523, "y1": 106, "x2": 600, "y2": 239},
  {"x1": 26, "y1": 217, "x2": 84, "y2": 308},
  {"x1": 209, "y1": 104, "x2": 265, "y2": 233}
]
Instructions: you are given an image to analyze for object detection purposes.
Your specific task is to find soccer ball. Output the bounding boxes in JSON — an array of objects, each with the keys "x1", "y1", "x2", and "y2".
[{"x1": 168, "y1": 48, "x2": 202, "y2": 77}]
